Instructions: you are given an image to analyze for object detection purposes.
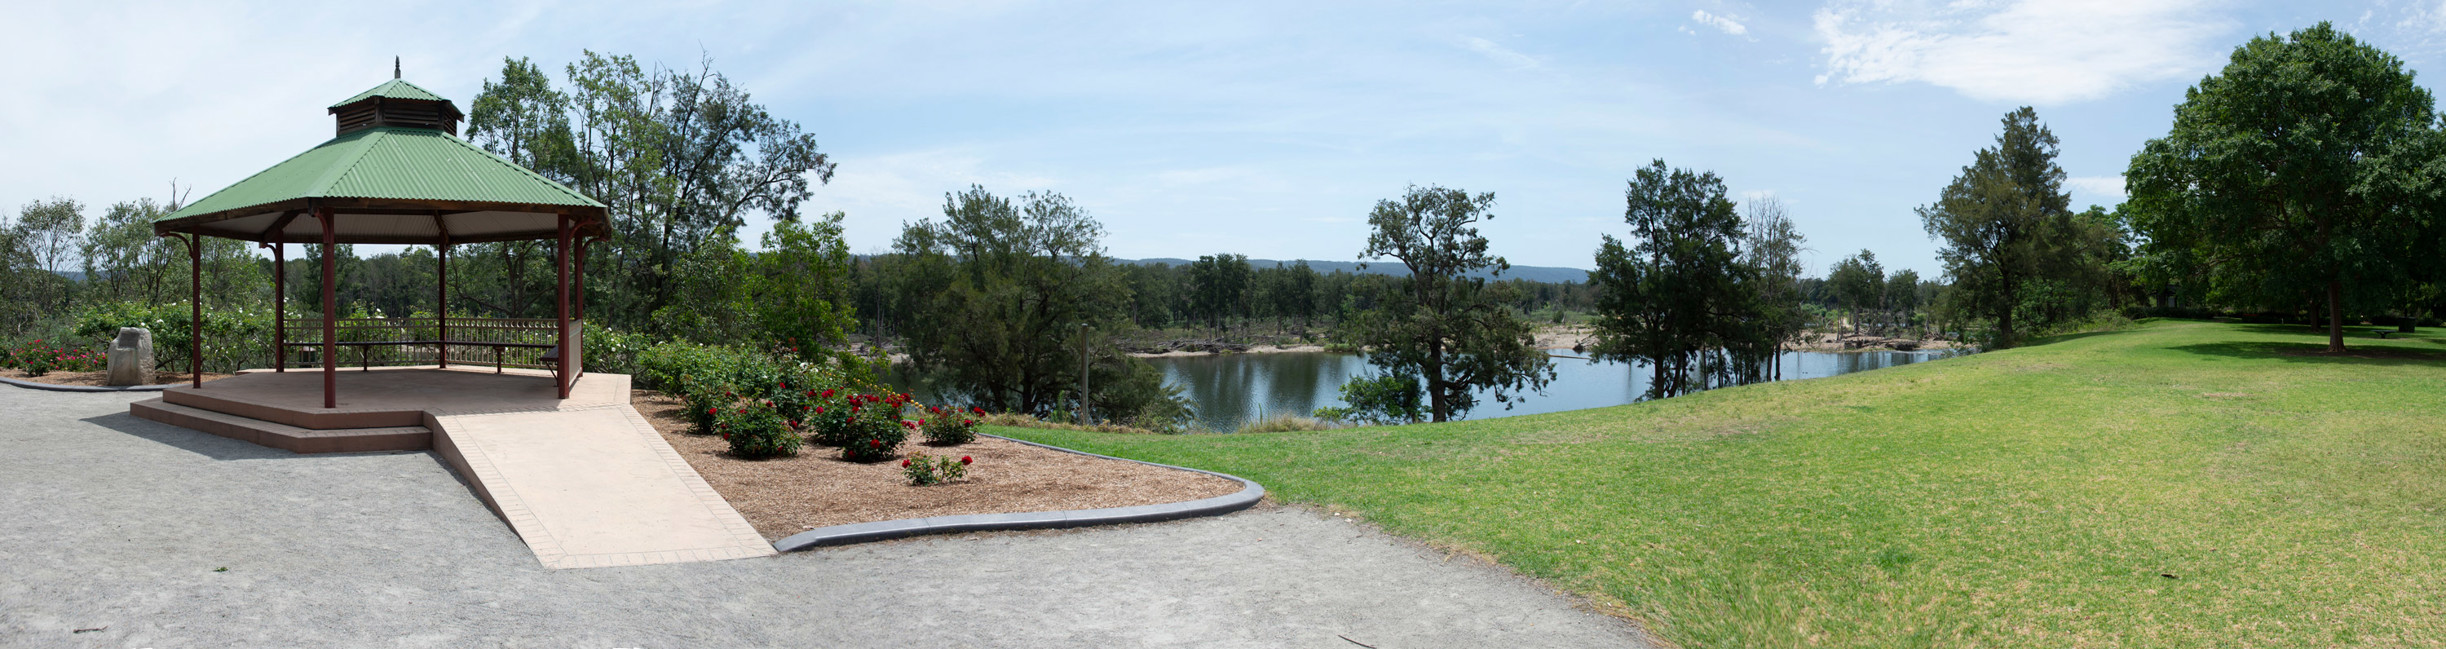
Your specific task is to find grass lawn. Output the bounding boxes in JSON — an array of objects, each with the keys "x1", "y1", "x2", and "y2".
[{"x1": 993, "y1": 319, "x2": 2446, "y2": 648}]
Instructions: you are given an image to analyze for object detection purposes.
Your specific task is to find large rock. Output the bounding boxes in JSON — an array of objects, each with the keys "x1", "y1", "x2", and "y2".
[{"x1": 106, "y1": 327, "x2": 154, "y2": 386}]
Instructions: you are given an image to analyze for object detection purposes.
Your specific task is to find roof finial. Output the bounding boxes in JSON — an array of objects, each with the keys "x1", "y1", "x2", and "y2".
[{"x1": 394, "y1": 56, "x2": 401, "y2": 80}]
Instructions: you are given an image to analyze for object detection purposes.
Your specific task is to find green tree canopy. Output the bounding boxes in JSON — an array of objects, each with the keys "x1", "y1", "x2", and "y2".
[
  {"x1": 1920, "y1": 107, "x2": 2088, "y2": 348},
  {"x1": 1340, "y1": 185, "x2": 1552, "y2": 422},
  {"x1": 1589, "y1": 160, "x2": 1768, "y2": 396},
  {"x1": 2126, "y1": 22, "x2": 2444, "y2": 351}
]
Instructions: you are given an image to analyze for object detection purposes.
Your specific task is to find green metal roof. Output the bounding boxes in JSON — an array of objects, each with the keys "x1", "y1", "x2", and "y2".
[
  {"x1": 155, "y1": 126, "x2": 606, "y2": 242},
  {"x1": 329, "y1": 79, "x2": 450, "y2": 108}
]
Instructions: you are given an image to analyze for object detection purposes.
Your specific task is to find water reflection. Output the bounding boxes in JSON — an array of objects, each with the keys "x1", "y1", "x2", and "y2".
[{"x1": 1152, "y1": 348, "x2": 1970, "y2": 432}]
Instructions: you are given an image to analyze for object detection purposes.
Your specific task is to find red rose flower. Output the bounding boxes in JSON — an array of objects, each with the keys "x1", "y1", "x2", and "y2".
[
  {"x1": 960, "y1": 456, "x2": 972, "y2": 465},
  {"x1": 707, "y1": 407, "x2": 717, "y2": 415},
  {"x1": 868, "y1": 440, "x2": 880, "y2": 448},
  {"x1": 815, "y1": 407, "x2": 825, "y2": 414},
  {"x1": 901, "y1": 459, "x2": 911, "y2": 467},
  {"x1": 822, "y1": 389, "x2": 834, "y2": 398}
]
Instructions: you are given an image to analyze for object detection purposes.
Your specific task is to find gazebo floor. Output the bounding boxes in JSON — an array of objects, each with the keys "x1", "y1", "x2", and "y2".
[{"x1": 130, "y1": 367, "x2": 773, "y2": 569}]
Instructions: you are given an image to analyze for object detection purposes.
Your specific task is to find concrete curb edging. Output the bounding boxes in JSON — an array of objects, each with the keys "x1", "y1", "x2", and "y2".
[
  {"x1": 771, "y1": 433, "x2": 1265, "y2": 553},
  {"x1": 0, "y1": 376, "x2": 179, "y2": 392}
]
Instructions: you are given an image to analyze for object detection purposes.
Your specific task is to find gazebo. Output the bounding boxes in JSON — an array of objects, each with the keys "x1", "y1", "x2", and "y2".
[{"x1": 151, "y1": 71, "x2": 609, "y2": 406}]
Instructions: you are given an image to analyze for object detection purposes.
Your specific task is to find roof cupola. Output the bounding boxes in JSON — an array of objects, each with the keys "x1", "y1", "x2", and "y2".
[{"x1": 326, "y1": 66, "x2": 463, "y2": 136}]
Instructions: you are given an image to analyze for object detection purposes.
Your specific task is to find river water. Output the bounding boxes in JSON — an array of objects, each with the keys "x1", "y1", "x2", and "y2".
[{"x1": 1149, "y1": 349, "x2": 1970, "y2": 432}]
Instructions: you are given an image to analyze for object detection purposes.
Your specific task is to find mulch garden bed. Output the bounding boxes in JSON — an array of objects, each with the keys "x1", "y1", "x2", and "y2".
[{"x1": 631, "y1": 389, "x2": 1242, "y2": 541}]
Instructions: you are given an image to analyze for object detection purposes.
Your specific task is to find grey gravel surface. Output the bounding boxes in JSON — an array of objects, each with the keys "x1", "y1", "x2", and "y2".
[{"x1": 0, "y1": 388, "x2": 1652, "y2": 648}]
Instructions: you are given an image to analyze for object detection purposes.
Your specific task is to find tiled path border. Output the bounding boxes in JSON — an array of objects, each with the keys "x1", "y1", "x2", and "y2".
[
  {"x1": 773, "y1": 434, "x2": 1265, "y2": 552},
  {"x1": 0, "y1": 376, "x2": 176, "y2": 392}
]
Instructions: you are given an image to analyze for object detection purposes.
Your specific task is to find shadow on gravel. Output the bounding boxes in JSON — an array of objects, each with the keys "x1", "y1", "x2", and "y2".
[
  {"x1": 79, "y1": 411, "x2": 311, "y2": 461},
  {"x1": 2171, "y1": 341, "x2": 2446, "y2": 367}
]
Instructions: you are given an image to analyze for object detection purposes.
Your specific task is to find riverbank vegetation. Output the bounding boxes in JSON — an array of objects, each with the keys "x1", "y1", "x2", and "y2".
[{"x1": 992, "y1": 319, "x2": 2446, "y2": 647}]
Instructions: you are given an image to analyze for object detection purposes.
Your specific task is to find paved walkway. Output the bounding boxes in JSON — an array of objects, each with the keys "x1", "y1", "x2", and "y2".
[{"x1": 0, "y1": 388, "x2": 1652, "y2": 648}]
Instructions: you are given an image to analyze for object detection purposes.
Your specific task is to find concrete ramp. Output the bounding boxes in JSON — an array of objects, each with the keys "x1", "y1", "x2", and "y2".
[
  {"x1": 132, "y1": 368, "x2": 773, "y2": 569},
  {"x1": 432, "y1": 405, "x2": 774, "y2": 569}
]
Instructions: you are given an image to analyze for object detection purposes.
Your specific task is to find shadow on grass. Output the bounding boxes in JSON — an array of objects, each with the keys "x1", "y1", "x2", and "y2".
[{"x1": 2169, "y1": 341, "x2": 2446, "y2": 366}]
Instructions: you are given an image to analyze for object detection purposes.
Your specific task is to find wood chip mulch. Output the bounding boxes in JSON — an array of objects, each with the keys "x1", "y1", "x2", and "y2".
[
  {"x1": 0, "y1": 368, "x2": 233, "y2": 387},
  {"x1": 632, "y1": 390, "x2": 1243, "y2": 541}
]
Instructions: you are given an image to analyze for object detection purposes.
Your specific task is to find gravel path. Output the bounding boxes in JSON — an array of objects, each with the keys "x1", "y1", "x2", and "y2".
[{"x1": 0, "y1": 388, "x2": 1651, "y2": 648}]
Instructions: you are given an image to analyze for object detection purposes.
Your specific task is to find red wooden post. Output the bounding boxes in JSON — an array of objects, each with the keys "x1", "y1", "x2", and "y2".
[
  {"x1": 437, "y1": 235, "x2": 449, "y2": 369},
  {"x1": 554, "y1": 213, "x2": 572, "y2": 399},
  {"x1": 271, "y1": 238, "x2": 285, "y2": 373},
  {"x1": 320, "y1": 208, "x2": 338, "y2": 409},
  {"x1": 187, "y1": 231, "x2": 202, "y2": 389}
]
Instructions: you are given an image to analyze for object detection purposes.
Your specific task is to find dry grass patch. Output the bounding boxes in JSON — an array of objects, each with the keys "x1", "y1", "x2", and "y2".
[{"x1": 632, "y1": 390, "x2": 1241, "y2": 540}]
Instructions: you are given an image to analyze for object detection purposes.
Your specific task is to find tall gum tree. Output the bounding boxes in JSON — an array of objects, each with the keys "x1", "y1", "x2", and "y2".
[
  {"x1": 1342, "y1": 185, "x2": 1552, "y2": 423},
  {"x1": 2127, "y1": 23, "x2": 2446, "y2": 352},
  {"x1": 1919, "y1": 107, "x2": 2076, "y2": 348}
]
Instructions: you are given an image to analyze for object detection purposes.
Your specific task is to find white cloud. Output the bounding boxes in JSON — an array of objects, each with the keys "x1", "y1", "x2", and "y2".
[
  {"x1": 2065, "y1": 175, "x2": 2126, "y2": 201},
  {"x1": 1691, "y1": 10, "x2": 1749, "y2": 36},
  {"x1": 1460, "y1": 36, "x2": 1541, "y2": 69},
  {"x1": 1811, "y1": 0, "x2": 2231, "y2": 103}
]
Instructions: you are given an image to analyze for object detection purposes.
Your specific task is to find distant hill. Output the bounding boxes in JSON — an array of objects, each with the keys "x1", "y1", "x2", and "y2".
[{"x1": 1125, "y1": 258, "x2": 1590, "y2": 284}]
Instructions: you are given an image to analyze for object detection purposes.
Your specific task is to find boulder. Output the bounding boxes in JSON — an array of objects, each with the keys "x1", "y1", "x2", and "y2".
[{"x1": 106, "y1": 327, "x2": 154, "y2": 386}]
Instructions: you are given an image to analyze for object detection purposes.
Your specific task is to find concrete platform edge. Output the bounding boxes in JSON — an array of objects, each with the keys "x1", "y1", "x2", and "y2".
[{"x1": 772, "y1": 433, "x2": 1265, "y2": 552}]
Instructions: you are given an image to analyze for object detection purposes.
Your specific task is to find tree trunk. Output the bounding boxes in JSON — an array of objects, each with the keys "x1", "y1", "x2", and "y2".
[
  {"x1": 1426, "y1": 340, "x2": 1448, "y2": 423},
  {"x1": 2326, "y1": 279, "x2": 2346, "y2": 353}
]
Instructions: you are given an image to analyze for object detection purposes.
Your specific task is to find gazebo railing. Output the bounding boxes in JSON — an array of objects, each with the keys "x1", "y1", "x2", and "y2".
[{"x1": 279, "y1": 317, "x2": 566, "y2": 372}]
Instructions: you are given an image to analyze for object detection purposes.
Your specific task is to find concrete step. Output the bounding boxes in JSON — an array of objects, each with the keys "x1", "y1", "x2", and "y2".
[
  {"x1": 161, "y1": 385, "x2": 425, "y2": 430},
  {"x1": 131, "y1": 398, "x2": 432, "y2": 454}
]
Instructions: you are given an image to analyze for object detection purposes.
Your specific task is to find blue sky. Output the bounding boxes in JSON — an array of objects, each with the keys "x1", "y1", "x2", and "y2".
[{"x1": 10, "y1": 0, "x2": 2446, "y2": 277}]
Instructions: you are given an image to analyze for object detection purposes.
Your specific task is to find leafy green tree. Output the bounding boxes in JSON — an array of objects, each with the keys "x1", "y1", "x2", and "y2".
[
  {"x1": 1742, "y1": 198, "x2": 1809, "y2": 377},
  {"x1": 892, "y1": 185, "x2": 1188, "y2": 427},
  {"x1": 81, "y1": 198, "x2": 179, "y2": 304},
  {"x1": 1829, "y1": 250, "x2": 1884, "y2": 335},
  {"x1": 1342, "y1": 185, "x2": 1552, "y2": 422},
  {"x1": 746, "y1": 212, "x2": 857, "y2": 362},
  {"x1": 1589, "y1": 161, "x2": 1762, "y2": 397},
  {"x1": 468, "y1": 52, "x2": 839, "y2": 338},
  {"x1": 1921, "y1": 107, "x2": 2108, "y2": 347},
  {"x1": 2126, "y1": 23, "x2": 2443, "y2": 351},
  {"x1": 1885, "y1": 269, "x2": 1922, "y2": 335}
]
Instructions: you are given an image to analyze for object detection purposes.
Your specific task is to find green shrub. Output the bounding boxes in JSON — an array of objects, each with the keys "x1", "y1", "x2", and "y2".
[
  {"x1": 74, "y1": 302, "x2": 274, "y2": 373},
  {"x1": 581, "y1": 323, "x2": 654, "y2": 377},
  {"x1": 918, "y1": 404, "x2": 981, "y2": 445},
  {"x1": 4, "y1": 339, "x2": 105, "y2": 376},
  {"x1": 712, "y1": 398, "x2": 802, "y2": 458},
  {"x1": 678, "y1": 374, "x2": 736, "y2": 435},
  {"x1": 900, "y1": 449, "x2": 972, "y2": 486},
  {"x1": 635, "y1": 341, "x2": 778, "y2": 393},
  {"x1": 819, "y1": 392, "x2": 911, "y2": 462},
  {"x1": 1313, "y1": 373, "x2": 1425, "y2": 425}
]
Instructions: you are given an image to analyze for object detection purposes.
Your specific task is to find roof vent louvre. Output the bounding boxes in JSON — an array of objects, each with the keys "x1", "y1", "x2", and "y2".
[{"x1": 328, "y1": 79, "x2": 463, "y2": 137}]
